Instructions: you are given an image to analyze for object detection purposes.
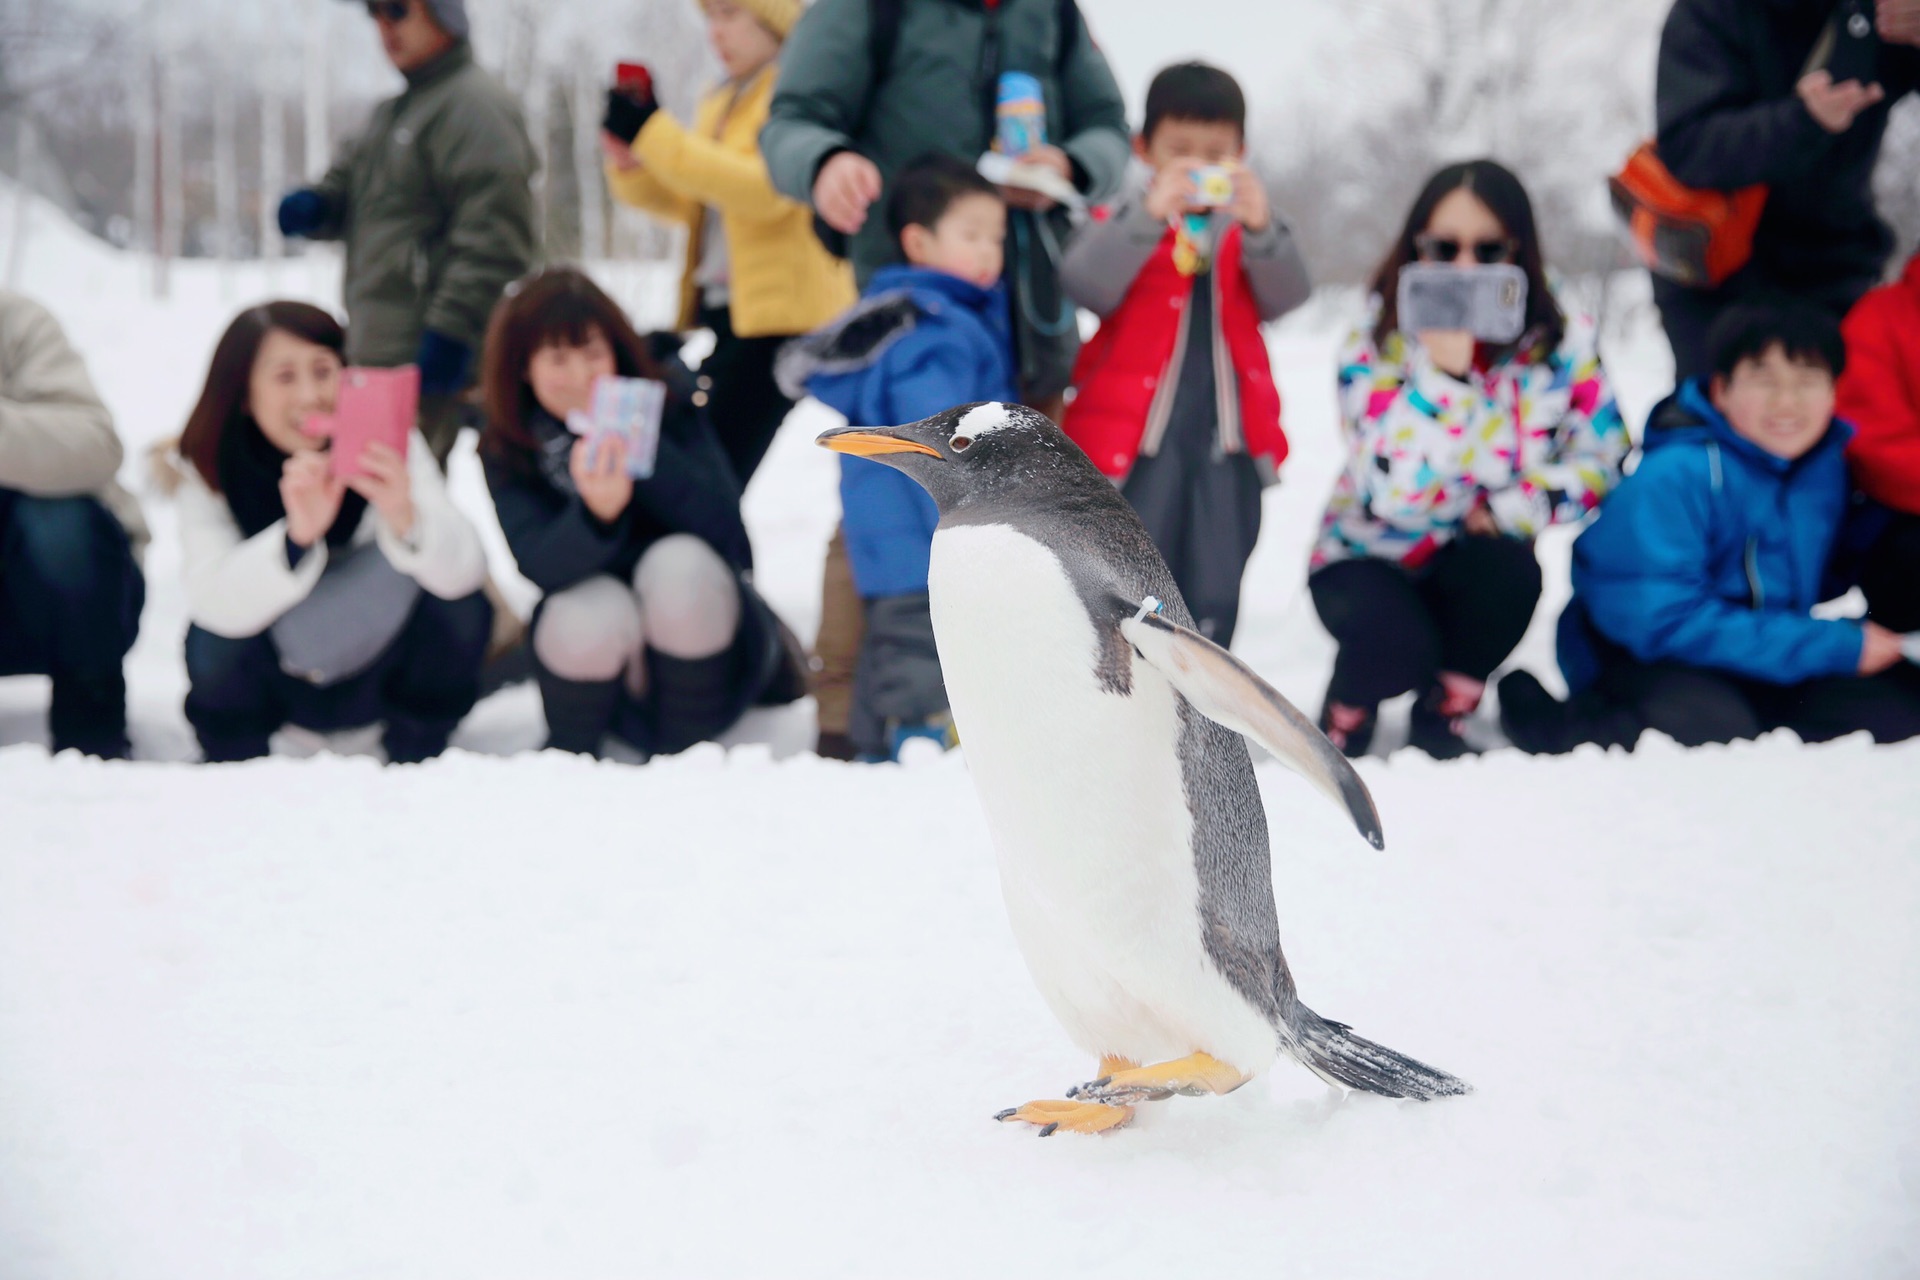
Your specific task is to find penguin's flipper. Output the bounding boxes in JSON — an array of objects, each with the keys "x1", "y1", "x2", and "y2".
[{"x1": 1120, "y1": 607, "x2": 1386, "y2": 851}]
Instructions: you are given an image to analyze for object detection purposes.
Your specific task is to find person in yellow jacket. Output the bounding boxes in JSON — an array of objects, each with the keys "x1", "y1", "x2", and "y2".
[{"x1": 600, "y1": 0, "x2": 853, "y2": 487}]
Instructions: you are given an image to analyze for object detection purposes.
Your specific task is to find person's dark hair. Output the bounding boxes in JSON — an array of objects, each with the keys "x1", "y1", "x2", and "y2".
[
  {"x1": 1706, "y1": 300, "x2": 1846, "y2": 382},
  {"x1": 1142, "y1": 62, "x2": 1246, "y2": 141},
  {"x1": 179, "y1": 301, "x2": 346, "y2": 491},
  {"x1": 1369, "y1": 159, "x2": 1564, "y2": 354},
  {"x1": 885, "y1": 153, "x2": 1001, "y2": 251},
  {"x1": 479, "y1": 267, "x2": 664, "y2": 471}
]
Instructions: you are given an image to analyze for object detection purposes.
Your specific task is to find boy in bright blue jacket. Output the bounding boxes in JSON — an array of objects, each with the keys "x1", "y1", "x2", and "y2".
[
  {"x1": 777, "y1": 155, "x2": 1018, "y2": 760},
  {"x1": 1501, "y1": 302, "x2": 1920, "y2": 751}
]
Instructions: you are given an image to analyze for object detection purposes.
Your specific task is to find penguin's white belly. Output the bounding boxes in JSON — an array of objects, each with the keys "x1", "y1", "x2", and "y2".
[{"x1": 928, "y1": 523, "x2": 1277, "y2": 1072}]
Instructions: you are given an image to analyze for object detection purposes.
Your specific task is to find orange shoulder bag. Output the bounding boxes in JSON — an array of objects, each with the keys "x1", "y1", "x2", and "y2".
[{"x1": 1609, "y1": 140, "x2": 1768, "y2": 289}]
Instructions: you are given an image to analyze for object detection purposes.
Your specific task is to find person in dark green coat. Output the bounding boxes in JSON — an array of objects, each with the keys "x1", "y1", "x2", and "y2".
[
  {"x1": 278, "y1": 0, "x2": 538, "y2": 463},
  {"x1": 760, "y1": 0, "x2": 1129, "y2": 409}
]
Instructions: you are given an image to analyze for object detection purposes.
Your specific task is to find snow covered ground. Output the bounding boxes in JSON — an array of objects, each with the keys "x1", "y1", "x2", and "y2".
[{"x1": 2, "y1": 191, "x2": 1917, "y2": 1278}]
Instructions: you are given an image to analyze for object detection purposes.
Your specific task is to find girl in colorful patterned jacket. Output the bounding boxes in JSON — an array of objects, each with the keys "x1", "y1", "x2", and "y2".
[{"x1": 1309, "y1": 160, "x2": 1629, "y2": 759}]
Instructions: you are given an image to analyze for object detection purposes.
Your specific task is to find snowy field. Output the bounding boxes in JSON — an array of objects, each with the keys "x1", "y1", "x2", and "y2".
[{"x1": 2, "y1": 192, "x2": 1918, "y2": 1278}]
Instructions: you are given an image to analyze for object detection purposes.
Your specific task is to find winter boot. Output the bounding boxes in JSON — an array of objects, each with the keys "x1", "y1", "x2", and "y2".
[
  {"x1": 646, "y1": 649, "x2": 743, "y2": 755},
  {"x1": 537, "y1": 669, "x2": 624, "y2": 757},
  {"x1": 1497, "y1": 670, "x2": 1643, "y2": 755},
  {"x1": 1409, "y1": 672, "x2": 1485, "y2": 761},
  {"x1": 383, "y1": 713, "x2": 460, "y2": 765},
  {"x1": 1317, "y1": 698, "x2": 1377, "y2": 759},
  {"x1": 48, "y1": 669, "x2": 131, "y2": 760},
  {"x1": 886, "y1": 710, "x2": 959, "y2": 760}
]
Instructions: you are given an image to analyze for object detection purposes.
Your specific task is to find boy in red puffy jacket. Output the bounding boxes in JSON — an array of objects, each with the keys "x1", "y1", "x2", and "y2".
[
  {"x1": 1058, "y1": 62, "x2": 1309, "y2": 644},
  {"x1": 1836, "y1": 248, "x2": 1920, "y2": 638}
]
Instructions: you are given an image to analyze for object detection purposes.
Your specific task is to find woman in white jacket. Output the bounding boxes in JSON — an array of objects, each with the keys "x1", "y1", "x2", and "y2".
[{"x1": 175, "y1": 302, "x2": 490, "y2": 762}]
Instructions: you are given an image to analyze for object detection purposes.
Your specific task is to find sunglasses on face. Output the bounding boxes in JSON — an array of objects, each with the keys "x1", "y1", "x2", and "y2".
[
  {"x1": 365, "y1": 0, "x2": 410, "y2": 22},
  {"x1": 1413, "y1": 233, "x2": 1517, "y2": 265}
]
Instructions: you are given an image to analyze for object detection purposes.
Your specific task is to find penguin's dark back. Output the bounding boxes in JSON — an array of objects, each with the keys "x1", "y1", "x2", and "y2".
[
  {"x1": 939, "y1": 414, "x2": 1296, "y2": 1028},
  {"x1": 944, "y1": 419, "x2": 1197, "y2": 638}
]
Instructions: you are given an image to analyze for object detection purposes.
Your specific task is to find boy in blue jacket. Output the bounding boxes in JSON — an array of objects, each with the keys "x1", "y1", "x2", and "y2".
[
  {"x1": 777, "y1": 155, "x2": 1018, "y2": 760},
  {"x1": 1501, "y1": 302, "x2": 1920, "y2": 751}
]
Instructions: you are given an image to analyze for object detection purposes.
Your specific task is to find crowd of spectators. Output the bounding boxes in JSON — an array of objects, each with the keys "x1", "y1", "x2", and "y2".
[{"x1": 3, "y1": 0, "x2": 1916, "y2": 762}]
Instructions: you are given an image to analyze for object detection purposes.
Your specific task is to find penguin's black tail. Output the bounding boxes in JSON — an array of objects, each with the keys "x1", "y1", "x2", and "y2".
[{"x1": 1284, "y1": 1006, "x2": 1472, "y2": 1101}]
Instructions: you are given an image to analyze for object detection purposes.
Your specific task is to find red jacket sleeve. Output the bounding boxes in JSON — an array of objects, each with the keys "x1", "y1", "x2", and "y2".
[{"x1": 1837, "y1": 284, "x2": 1920, "y2": 517}]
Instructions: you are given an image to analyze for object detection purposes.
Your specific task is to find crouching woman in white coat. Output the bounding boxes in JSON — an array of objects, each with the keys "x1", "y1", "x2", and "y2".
[{"x1": 174, "y1": 302, "x2": 491, "y2": 763}]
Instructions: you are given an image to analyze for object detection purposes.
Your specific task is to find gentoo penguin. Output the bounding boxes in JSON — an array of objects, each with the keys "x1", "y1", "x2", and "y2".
[{"x1": 820, "y1": 402, "x2": 1469, "y2": 1135}]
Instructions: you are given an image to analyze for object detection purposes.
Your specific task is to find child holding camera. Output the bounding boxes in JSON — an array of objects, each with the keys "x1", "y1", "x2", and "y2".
[
  {"x1": 1500, "y1": 301, "x2": 1920, "y2": 751},
  {"x1": 1058, "y1": 62, "x2": 1310, "y2": 647},
  {"x1": 1309, "y1": 160, "x2": 1627, "y2": 760}
]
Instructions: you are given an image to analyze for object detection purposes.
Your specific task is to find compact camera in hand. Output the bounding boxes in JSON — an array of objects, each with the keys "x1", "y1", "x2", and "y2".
[{"x1": 1189, "y1": 165, "x2": 1235, "y2": 208}]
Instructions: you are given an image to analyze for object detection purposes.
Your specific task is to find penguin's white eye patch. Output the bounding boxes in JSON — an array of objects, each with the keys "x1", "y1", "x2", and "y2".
[
  {"x1": 949, "y1": 434, "x2": 974, "y2": 451},
  {"x1": 957, "y1": 402, "x2": 1014, "y2": 438}
]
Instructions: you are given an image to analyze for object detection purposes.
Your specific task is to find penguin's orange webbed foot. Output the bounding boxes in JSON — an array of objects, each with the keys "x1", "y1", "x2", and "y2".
[
  {"x1": 1067, "y1": 1051, "x2": 1250, "y2": 1105},
  {"x1": 994, "y1": 1098, "x2": 1134, "y2": 1136}
]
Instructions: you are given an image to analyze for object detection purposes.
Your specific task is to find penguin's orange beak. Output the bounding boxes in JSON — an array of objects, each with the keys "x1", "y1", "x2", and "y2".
[{"x1": 816, "y1": 428, "x2": 943, "y2": 459}]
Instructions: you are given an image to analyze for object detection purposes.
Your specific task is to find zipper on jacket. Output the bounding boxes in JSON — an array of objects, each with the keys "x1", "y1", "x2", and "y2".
[
  {"x1": 1140, "y1": 286, "x2": 1192, "y2": 457},
  {"x1": 1745, "y1": 538, "x2": 1765, "y2": 610},
  {"x1": 1210, "y1": 262, "x2": 1243, "y2": 457}
]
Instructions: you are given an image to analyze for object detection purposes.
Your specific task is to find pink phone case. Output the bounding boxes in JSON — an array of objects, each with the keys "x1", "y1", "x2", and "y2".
[{"x1": 319, "y1": 366, "x2": 419, "y2": 479}]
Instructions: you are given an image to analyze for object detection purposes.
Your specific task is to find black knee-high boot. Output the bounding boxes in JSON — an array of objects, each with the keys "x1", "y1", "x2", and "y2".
[
  {"x1": 537, "y1": 668, "x2": 624, "y2": 757},
  {"x1": 645, "y1": 649, "x2": 743, "y2": 756}
]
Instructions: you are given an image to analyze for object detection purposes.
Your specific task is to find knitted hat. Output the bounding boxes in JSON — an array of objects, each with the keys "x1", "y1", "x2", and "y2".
[
  {"x1": 420, "y1": 0, "x2": 470, "y2": 39},
  {"x1": 701, "y1": 0, "x2": 803, "y2": 40},
  {"x1": 343, "y1": 0, "x2": 470, "y2": 40}
]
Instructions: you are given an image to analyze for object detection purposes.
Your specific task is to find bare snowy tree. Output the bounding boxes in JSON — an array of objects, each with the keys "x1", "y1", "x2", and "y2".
[
  {"x1": 1260, "y1": 0, "x2": 1661, "y2": 286},
  {"x1": 1873, "y1": 97, "x2": 1920, "y2": 273}
]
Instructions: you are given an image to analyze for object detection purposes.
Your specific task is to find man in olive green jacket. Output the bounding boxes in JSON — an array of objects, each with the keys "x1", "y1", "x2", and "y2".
[
  {"x1": 279, "y1": 0, "x2": 538, "y2": 462},
  {"x1": 0, "y1": 291, "x2": 146, "y2": 758},
  {"x1": 760, "y1": 0, "x2": 1129, "y2": 405}
]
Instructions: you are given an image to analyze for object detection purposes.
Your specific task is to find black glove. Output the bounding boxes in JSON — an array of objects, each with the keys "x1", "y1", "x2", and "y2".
[
  {"x1": 277, "y1": 189, "x2": 332, "y2": 238},
  {"x1": 603, "y1": 86, "x2": 658, "y2": 146}
]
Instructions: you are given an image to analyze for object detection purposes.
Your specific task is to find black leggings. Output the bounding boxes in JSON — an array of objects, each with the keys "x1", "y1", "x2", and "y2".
[
  {"x1": 1309, "y1": 536, "x2": 1543, "y2": 708},
  {"x1": 1594, "y1": 657, "x2": 1920, "y2": 747},
  {"x1": 1859, "y1": 509, "x2": 1920, "y2": 634},
  {"x1": 697, "y1": 305, "x2": 796, "y2": 490}
]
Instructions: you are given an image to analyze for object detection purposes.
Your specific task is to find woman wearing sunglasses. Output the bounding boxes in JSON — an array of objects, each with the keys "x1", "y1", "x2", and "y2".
[{"x1": 1308, "y1": 159, "x2": 1629, "y2": 759}]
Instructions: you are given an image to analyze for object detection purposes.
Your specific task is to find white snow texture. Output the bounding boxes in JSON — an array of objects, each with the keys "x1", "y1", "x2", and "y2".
[{"x1": 1, "y1": 185, "x2": 1917, "y2": 1280}]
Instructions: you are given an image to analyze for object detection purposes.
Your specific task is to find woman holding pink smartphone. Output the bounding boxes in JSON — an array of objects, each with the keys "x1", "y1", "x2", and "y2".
[{"x1": 171, "y1": 302, "x2": 491, "y2": 763}]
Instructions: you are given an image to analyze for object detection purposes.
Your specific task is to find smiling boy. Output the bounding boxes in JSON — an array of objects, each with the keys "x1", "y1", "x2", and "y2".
[{"x1": 1502, "y1": 301, "x2": 1920, "y2": 751}]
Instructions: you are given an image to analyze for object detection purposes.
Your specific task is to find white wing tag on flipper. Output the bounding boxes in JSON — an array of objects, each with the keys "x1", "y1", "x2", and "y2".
[{"x1": 1120, "y1": 604, "x2": 1385, "y2": 850}]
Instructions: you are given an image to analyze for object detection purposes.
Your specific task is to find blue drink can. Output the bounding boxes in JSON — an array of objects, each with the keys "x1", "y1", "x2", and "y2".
[{"x1": 996, "y1": 71, "x2": 1047, "y2": 157}]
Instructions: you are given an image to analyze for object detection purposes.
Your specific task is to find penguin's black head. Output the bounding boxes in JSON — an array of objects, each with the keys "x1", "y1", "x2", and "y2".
[{"x1": 816, "y1": 402, "x2": 1091, "y2": 513}]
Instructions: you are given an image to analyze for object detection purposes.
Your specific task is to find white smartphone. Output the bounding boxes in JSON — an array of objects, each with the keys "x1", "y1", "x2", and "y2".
[
  {"x1": 565, "y1": 376, "x2": 667, "y2": 479},
  {"x1": 1396, "y1": 263, "x2": 1530, "y2": 344}
]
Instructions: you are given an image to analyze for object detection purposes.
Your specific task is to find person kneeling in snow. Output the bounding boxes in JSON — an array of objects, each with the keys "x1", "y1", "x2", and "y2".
[
  {"x1": 0, "y1": 290, "x2": 147, "y2": 758},
  {"x1": 480, "y1": 269, "x2": 805, "y2": 760},
  {"x1": 777, "y1": 155, "x2": 1018, "y2": 762},
  {"x1": 1308, "y1": 160, "x2": 1627, "y2": 761},
  {"x1": 174, "y1": 304, "x2": 492, "y2": 764},
  {"x1": 1835, "y1": 247, "x2": 1920, "y2": 653},
  {"x1": 1500, "y1": 301, "x2": 1920, "y2": 752}
]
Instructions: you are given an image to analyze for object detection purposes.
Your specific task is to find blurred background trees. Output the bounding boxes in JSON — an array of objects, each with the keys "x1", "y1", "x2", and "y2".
[{"x1": 1, "y1": 0, "x2": 1914, "y2": 291}]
